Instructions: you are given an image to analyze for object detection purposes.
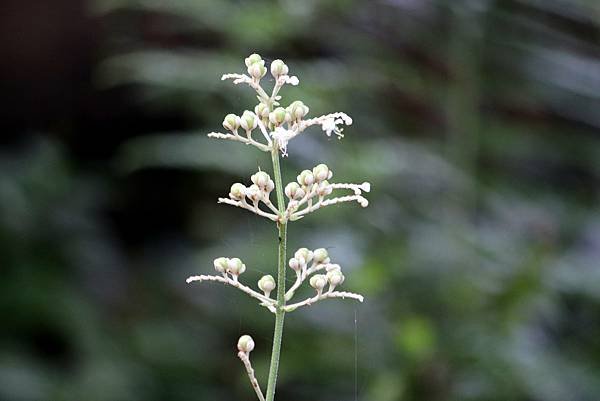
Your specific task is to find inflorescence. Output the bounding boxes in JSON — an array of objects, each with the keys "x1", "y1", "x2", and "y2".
[{"x1": 186, "y1": 54, "x2": 369, "y2": 401}]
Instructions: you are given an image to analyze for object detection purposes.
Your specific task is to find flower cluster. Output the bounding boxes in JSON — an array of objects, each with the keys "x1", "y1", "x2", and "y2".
[
  {"x1": 209, "y1": 53, "x2": 353, "y2": 156},
  {"x1": 187, "y1": 249, "x2": 362, "y2": 314},
  {"x1": 219, "y1": 163, "x2": 370, "y2": 223}
]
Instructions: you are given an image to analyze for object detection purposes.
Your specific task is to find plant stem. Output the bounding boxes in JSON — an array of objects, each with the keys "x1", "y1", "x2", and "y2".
[{"x1": 265, "y1": 144, "x2": 287, "y2": 401}]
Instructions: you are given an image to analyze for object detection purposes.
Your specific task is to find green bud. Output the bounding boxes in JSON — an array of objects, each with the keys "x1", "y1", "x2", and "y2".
[
  {"x1": 248, "y1": 60, "x2": 267, "y2": 79},
  {"x1": 287, "y1": 100, "x2": 309, "y2": 121},
  {"x1": 213, "y1": 257, "x2": 229, "y2": 273},
  {"x1": 240, "y1": 110, "x2": 257, "y2": 131},
  {"x1": 254, "y1": 103, "x2": 269, "y2": 119},
  {"x1": 222, "y1": 114, "x2": 240, "y2": 132},
  {"x1": 269, "y1": 107, "x2": 289, "y2": 125},
  {"x1": 270, "y1": 59, "x2": 289, "y2": 78},
  {"x1": 229, "y1": 183, "x2": 246, "y2": 200},
  {"x1": 244, "y1": 53, "x2": 262, "y2": 68}
]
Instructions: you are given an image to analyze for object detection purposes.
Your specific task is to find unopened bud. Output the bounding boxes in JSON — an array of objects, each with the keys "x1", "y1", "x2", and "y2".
[
  {"x1": 297, "y1": 170, "x2": 314, "y2": 187},
  {"x1": 229, "y1": 183, "x2": 246, "y2": 200},
  {"x1": 255, "y1": 103, "x2": 270, "y2": 119},
  {"x1": 285, "y1": 182, "x2": 305, "y2": 200},
  {"x1": 227, "y1": 258, "x2": 246, "y2": 276},
  {"x1": 269, "y1": 107, "x2": 289, "y2": 126},
  {"x1": 287, "y1": 100, "x2": 309, "y2": 121},
  {"x1": 309, "y1": 274, "x2": 328, "y2": 291},
  {"x1": 258, "y1": 275, "x2": 276, "y2": 295},
  {"x1": 240, "y1": 110, "x2": 258, "y2": 131},
  {"x1": 237, "y1": 335, "x2": 255, "y2": 353},
  {"x1": 266, "y1": 179, "x2": 274, "y2": 193},
  {"x1": 248, "y1": 60, "x2": 267, "y2": 80},
  {"x1": 270, "y1": 59, "x2": 289, "y2": 78},
  {"x1": 246, "y1": 184, "x2": 262, "y2": 202},
  {"x1": 327, "y1": 270, "x2": 345, "y2": 287},
  {"x1": 295, "y1": 248, "x2": 313, "y2": 264},
  {"x1": 317, "y1": 180, "x2": 333, "y2": 197},
  {"x1": 213, "y1": 257, "x2": 229, "y2": 273},
  {"x1": 251, "y1": 171, "x2": 271, "y2": 189},
  {"x1": 288, "y1": 257, "x2": 301, "y2": 271},
  {"x1": 312, "y1": 163, "x2": 330, "y2": 182},
  {"x1": 325, "y1": 263, "x2": 342, "y2": 272},
  {"x1": 222, "y1": 114, "x2": 241, "y2": 132},
  {"x1": 313, "y1": 248, "x2": 329, "y2": 264},
  {"x1": 244, "y1": 53, "x2": 262, "y2": 68}
]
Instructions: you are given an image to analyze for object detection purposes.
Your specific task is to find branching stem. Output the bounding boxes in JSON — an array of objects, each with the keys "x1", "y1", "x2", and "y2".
[{"x1": 265, "y1": 142, "x2": 287, "y2": 401}]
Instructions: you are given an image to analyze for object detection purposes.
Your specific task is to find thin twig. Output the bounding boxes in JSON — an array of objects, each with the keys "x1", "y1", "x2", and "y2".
[
  {"x1": 207, "y1": 132, "x2": 270, "y2": 152},
  {"x1": 238, "y1": 351, "x2": 266, "y2": 401},
  {"x1": 217, "y1": 198, "x2": 279, "y2": 221},
  {"x1": 186, "y1": 274, "x2": 276, "y2": 312},
  {"x1": 283, "y1": 290, "x2": 364, "y2": 312}
]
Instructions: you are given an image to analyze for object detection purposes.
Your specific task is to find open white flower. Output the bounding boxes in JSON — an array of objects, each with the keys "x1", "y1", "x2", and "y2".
[
  {"x1": 321, "y1": 114, "x2": 352, "y2": 138},
  {"x1": 271, "y1": 127, "x2": 294, "y2": 156},
  {"x1": 322, "y1": 118, "x2": 337, "y2": 136}
]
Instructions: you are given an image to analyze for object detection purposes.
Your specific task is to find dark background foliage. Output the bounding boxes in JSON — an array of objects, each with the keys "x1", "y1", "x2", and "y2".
[{"x1": 1, "y1": 0, "x2": 599, "y2": 400}]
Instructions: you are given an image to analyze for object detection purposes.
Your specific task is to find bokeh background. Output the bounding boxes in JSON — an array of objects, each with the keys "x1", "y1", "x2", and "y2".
[{"x1": 2, "y1": 0, "x2": 600, "y2": 400}]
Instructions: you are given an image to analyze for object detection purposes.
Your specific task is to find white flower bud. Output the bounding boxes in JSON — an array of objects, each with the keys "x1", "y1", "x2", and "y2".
[
  {"x1": 248, "y1": 60, "x2": 267, "y2": 80},
  {"x1": 361, "y1": 182, "x2": 371, "y2": 193},
  {"x1": 258, "y1": 274, "x2": 276, "y2": 296},
  {"x1": 229, "y1": 183, "x2": 246, "y2": 200},
  {"x1": 227, "y1": 258, "x2": 246, "y2": 276},
  {"x1": 269, "y1": 107, "x2": 289, "y2": 126},
  {"x1": 317, "y1": 180, "x2": 333, "y2": 197},
  {"x1": 325, "y1": 263, "x2": 341, "y2": 272},
  {"x1": 313, "y1": 248, "x2": 329, "y2": 264},
  {"x1": 312, "y1": 164, "x2": 330, "y2": 182},
  {"x1": 295, "y1": 248, "x2": 313, "y2": 264},
  {"x1": 285, "y1": 182, "x2": 305, "y2": 200},
  {"x1": 270, "y1": 59, "x2": 289, "y2": 78},
  {"x1": 251, "y1": 171, "x2": 271, "y2": 189},
  {"x1": 237, "y1": 334, "x2": 255, "y2": 353},
  {"x1": 297, "y1": 170, "x2": 314, "y2": 187},
  {"x1": 309, "y1": 274, "x2": 328, "y2": 291},
  {"x1": 287, "y1": 100, "x2": 309, "y2": 121},
  {"x1": 254, "y1": 103, "x2": 270, "y2": 119},
  {"x1": 213, "y1": 257, "x2": 229, "y2": 273},
  {"x1": 327, "y1": 270, "x2": 345, "y2": 287},
  {"x1": 265, "y1": 179, "x2": 275, "y2": 193},
  {"x1": 240, "y1": 110, "x2": 258, "y2": 131},
  {"x1": 288, "y1": 257, "x2": 301, "y2": 271},
  {"x1": 222, "y1": 114, "x2": 241, "y2": 132},
  {"x1": 245, "y1": 54, "x2": 262, "y2": 67},
  {"x1": 246, "y1": 184, "x2": 262, "y2": 202}
]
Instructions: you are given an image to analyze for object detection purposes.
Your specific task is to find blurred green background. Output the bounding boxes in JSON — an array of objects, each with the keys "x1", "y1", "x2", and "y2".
[{"x1": 1, "y1": 0, "x2": 600, "y2": 400}]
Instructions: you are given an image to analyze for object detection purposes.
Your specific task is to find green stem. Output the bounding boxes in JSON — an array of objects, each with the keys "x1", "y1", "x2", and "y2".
[{"x1": 265, "y1": 144, "x2": 287, "y2": 401}]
